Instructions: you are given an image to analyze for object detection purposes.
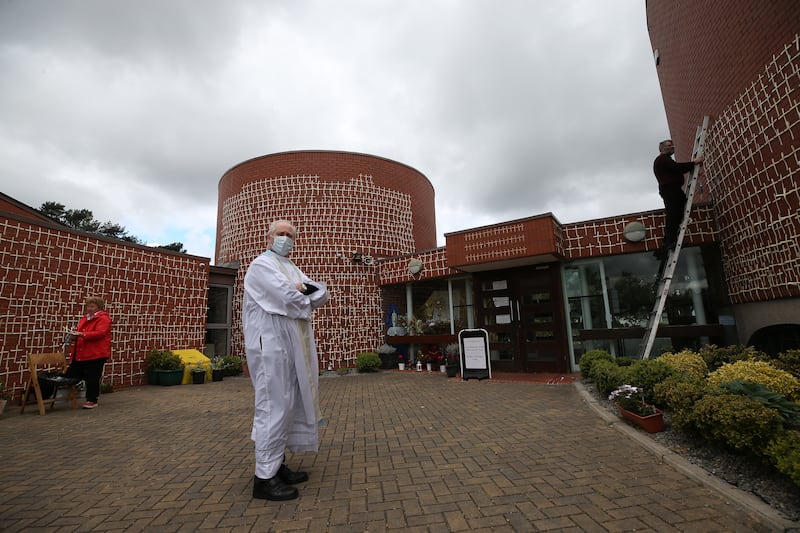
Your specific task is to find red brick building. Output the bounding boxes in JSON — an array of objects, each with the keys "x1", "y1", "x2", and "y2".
[
  {"x1": 2, "y1": 4, "x2": 797, "y2": 402},
  {"x1": 647, "y1": 1, "x2": 800, "y2": 353}
]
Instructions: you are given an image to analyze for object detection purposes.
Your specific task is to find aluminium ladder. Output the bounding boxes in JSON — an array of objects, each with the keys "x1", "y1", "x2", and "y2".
[{"x1": 639, "y1": 115, "x2": 710, "y2": 360}]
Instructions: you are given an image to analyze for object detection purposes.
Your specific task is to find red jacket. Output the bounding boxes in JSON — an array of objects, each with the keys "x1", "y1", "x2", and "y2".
[{"x1": 71, "y1": 310, "x2": 112, "y2": 361}]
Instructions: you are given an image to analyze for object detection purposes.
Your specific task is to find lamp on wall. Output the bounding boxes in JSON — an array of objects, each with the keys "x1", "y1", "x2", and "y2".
[
  {"x1": 352, "y1": 252, "x2": 363, "y2": 264},
  {"x1": 408, "y1": 258, "x2": 423, "y2": 275},
  {"x1": 623, "y1": 221, "x2": 647, "y2": 243}
]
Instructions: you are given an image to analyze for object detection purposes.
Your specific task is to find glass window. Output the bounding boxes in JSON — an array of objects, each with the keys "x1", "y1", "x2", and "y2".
[
  {"x1": 382, "y1": 277, "x2": 474, "y2": 334},
  {"x1": 565, "y1": 248, "x2": 710, "y2": 330},
  {"x1": 207, "y1": 286, "x2": 230, "y2": 325}
]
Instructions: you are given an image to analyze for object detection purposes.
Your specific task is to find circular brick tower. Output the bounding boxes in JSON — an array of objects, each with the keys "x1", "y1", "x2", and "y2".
[{"x1": 217, "y1": 150, "x2": 436, "y2": 368}]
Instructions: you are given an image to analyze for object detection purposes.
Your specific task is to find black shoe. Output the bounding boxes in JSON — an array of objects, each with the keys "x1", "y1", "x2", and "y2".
[
  {"x1": 253, "y1": 475, "x2": 299, "y2": 500},
  {"x1": 278, "y1": 464, "x2": 309, "y2": 484}
]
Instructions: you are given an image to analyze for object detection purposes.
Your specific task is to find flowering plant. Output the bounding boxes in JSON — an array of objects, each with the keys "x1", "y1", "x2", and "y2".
[
  {"x1": 420, "y1": 345, "x2": 443, "y2": 365},
  {"x1": 377, "y1": 343, "x2": 397, "y2": 355},
  {"x1": 608, "y1": 384, "x2": 658, "y2": 416},
  {"x1": 423, "y1": 320, "x2": 451, "y2": 334}
]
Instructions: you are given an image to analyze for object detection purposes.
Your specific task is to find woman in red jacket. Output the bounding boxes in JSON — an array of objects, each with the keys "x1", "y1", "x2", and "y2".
[{"x1": 67, "y1": 296, "x2": 112, "y2": 409}]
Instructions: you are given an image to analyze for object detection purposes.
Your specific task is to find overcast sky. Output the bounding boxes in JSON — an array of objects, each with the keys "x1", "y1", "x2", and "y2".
[{"x1": 0, "y1": 0, "x2": 670, "y2": 262}]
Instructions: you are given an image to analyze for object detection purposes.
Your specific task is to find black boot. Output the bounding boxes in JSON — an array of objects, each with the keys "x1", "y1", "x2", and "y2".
[
  {"x1": 278, "y1": 463, "x2": 309, "y2": 484},
  {"x1": 253, "y1": 475, "x2": 299, "y2": 500}
]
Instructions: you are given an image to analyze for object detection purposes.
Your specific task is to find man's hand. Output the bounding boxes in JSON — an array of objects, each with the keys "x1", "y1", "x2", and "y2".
[{"x1": 693, "y1": 155, "x2": 705, "y2": 164}]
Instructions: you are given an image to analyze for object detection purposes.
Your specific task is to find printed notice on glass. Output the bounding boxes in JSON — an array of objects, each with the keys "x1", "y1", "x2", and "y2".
[{"x1": 463, "y1": 337, "x2": 488, "y2": 369}]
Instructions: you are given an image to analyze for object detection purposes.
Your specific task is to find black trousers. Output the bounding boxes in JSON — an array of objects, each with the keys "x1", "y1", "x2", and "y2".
[
  {"x1": 659, "y1": 184, "x2": 686, "y2": 247},
  {"x1": 66, "y1": 358, "x2": 108, "y2": 403}
]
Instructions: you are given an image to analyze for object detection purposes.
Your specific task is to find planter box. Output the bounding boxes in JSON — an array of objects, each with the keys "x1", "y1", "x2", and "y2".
[
  {"x1": 615, "y1": 402, "x2": 665, "y2": 433},
  {"x1": 156, "y1": 369, "x2": 184, "y2": 386}
]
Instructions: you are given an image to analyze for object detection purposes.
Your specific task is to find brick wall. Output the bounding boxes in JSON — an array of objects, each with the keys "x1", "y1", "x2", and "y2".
[
  {"x1": 562, "y1": 205, "x2": 717, "y2": 259},
  {"x1": 216, "y1": 151, "x2": 437, "y2": 369},
  {"x1": 647, "y1": 3, "x2": 800, "y2": 304},
  {"x1": 0, "y1": 213, "x2": 209, "y2": 402}
]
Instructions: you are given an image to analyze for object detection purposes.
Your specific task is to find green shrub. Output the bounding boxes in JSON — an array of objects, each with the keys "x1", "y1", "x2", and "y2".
[
  {"x1": 653, "y1": 373, "x2": 707, "y2": 431},
  {"x1": 588, "y1": 359, "x2": 625, "y2": 396},
  {"x1": 692, "y1": 392, "x2": 783, "y2": 453},
  {"x1": 355, "y1": 351, "x2": 381, "y2": 372},
  {"x1": 774, "y1": 349, "x2": 800, "y2": 379},
  {"x1": 578, "y1": 349, "x2": 613, "y2": 379},
  {"x1": 657, "y1": 350, "x2": 708, "y2": 378},
  {"x1": 707, "y1": 360, "x2": 800, "y2": 401},
  {"x1": 698, "y1": 344, "x2": 767, "y2": 372},
  {"x1": 146, "y1": 349, "x2": 183, "y2": 370},
  {"x1": 615, "y1": 357, "x2": 635, "y2": 367},
  {"x1": 765, "y1": 430, "x2": 800, "y2": 486},
  {"x1": 622, "y1": 359, "x2": 675, "y2": 404},
  {"x1": 217, "y1": 355, "x2": 244, "y2": 376}
]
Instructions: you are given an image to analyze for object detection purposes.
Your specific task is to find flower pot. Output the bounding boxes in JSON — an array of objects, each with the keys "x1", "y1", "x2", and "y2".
[
  {"x1": 192, "y1": 370, "x2": 205, "y2": 385},
  {"x1": 378, "y1": 353, "x2": 397, "y2": 369},
  {"x1": 615, "y1": 402, "x2": 665, "y2": 433},
  {"x1": 446, "y1": 365, "x2": 460, "y2": 378},
  {"x1": 426, "y1": 363, "x2": 433, "y2": 372},
  {"x1": 398, "y1": 363, "x2": 406, "y2": 371},
  {"x1": 156, "y1": 369, "x2": 184, "y2": 386},
  {"x1": 439, "y1": 365, "x2": 446, "y2": 373},
  {"x1": 212, "y1": 369, "x2": 224, "y2": 382}
]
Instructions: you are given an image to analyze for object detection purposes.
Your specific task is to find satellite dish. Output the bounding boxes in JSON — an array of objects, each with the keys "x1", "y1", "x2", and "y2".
[{"x1": 408, "y1": 258, "x2": 423, "y2": 275}]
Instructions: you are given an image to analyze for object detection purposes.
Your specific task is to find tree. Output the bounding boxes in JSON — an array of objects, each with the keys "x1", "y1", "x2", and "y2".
[
  {"x1": 37, "y1": 201, "x2": 184, "y2": 253},
  {"x1": 158, "y1": 242, "x2": 187, "y2": 253}
]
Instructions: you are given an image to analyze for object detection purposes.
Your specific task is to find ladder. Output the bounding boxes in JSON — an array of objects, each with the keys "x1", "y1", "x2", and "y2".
[{"x1": 639, "y1": 115, "x2": 710, "y2": 360}]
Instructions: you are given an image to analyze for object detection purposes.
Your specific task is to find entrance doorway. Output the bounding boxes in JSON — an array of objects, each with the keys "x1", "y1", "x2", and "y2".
[{"x1": 474, "y1": 264, "x2": 568, "y2": 373}]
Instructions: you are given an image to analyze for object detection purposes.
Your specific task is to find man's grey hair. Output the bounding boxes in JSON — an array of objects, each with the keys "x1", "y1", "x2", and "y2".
[
  {"x1": 658, "y1": 139, "x2": 673, "y2": 152},
  {"x1": 268, "y1": 219, "x2": 297, "y2": 236}
]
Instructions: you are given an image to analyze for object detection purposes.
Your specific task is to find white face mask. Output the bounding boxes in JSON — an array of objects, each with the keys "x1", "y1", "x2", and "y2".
[{"x1": 271, "y1": 235, "x2": 295, "y2": 256}]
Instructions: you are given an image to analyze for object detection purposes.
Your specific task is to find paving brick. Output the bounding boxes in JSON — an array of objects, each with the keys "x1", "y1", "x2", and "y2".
[{"x1": 0, "y1": 373, "x2": 789, "y2": 532}]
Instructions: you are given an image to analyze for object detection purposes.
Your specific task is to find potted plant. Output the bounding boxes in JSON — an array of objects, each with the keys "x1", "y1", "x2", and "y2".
[
  {"x1": 211, "y1": 357, "x2": 228, "y2": 382},
  {"x1": 608, "y1": 384, "x2": 665, "y2": 433},
  {"x1": 190, "y1": 363, "x2": 206, "y2": 384},
  {"x1": 146, "y1": 349, "x2": 185, "y2": 386},
  {"x1": 397, "y1": 354, "x2": 406, "y2": 371},
  {"x1": 445, "y1": 343, "x2": 460, "y2": 378},
  {"x1": 420, "y1": 344, "x2": 442, "y2": 372},
  {"x1": 377, "y1": 343, "x2": 397, "y2": 369},
  {"x1": 413, "y1": 351, "x2": 425, "y2": 371}
]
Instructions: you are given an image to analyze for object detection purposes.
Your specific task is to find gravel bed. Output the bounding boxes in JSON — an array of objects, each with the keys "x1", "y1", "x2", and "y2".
[{"x1": 583, "y1": 381, "x2": 800, "y2": 521}]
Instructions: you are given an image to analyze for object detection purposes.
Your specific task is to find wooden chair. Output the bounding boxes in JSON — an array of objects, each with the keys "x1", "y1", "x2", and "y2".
[{"x1": 20, "y1": 351, "x2": 81, "y2": 416}]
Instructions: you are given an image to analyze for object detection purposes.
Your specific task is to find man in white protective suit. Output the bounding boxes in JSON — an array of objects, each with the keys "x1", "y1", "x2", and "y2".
[{"x1": 243, "y1": 219, "x2": 330, "y2": 501}]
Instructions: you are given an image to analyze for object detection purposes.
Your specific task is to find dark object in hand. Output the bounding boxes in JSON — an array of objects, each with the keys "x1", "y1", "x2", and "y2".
[{"x1": 302, "y1": 283, "x2": 319, "y2": 295}]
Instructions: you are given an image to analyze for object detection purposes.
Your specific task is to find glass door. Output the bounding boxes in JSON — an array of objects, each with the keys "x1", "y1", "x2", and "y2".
[
  {"x1": 476, "y1": 276, "x2": 518, "y2": 371},
  {"x1": 475, "y1": 264, "x2": 568, "y2": 373}
]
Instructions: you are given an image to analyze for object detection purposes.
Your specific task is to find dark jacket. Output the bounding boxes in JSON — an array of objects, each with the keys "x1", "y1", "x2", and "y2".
[{"x1": 653, "y1": 153, "x2": 695, "y2": 188}]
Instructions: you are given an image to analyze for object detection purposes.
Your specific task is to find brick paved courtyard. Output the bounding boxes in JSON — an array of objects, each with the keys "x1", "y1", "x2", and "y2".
[{"x1": 0, "y1": 372, "x2": 784, "y2": 532}]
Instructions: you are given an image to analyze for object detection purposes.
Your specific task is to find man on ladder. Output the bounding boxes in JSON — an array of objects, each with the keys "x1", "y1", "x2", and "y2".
[
  {"x1": 653, "y1": 139, "x2": 704, "y2": 259},
  {"x1": 640, "y1": 116, "x2": 709, "y2": 360}
]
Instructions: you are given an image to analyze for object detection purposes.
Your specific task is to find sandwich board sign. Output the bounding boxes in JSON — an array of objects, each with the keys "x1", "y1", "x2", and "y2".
[{"x1": 458, "y1": 328, "x2": 491, "y2": 380}]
